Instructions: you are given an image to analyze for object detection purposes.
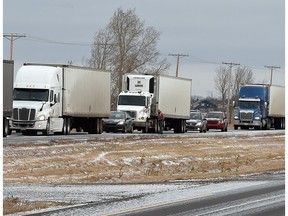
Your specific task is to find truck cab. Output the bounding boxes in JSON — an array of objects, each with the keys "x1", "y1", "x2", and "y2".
[
  {"x1": 234, "y1": 85, "x2": 268, "y2": 130},
  {"x1": 117, "y1": 90, "x2": 153, "y2": 131},
  {"x1": 11, "y1": 65, "x2": 63, "y2": 135}
]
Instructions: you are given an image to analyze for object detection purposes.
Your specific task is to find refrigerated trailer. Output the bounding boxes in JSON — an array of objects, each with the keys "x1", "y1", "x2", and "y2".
[
  {"x1": 11, "y1": 63, "x2": 111, "y2": 135},
  {"x1": 117, "y1": 73, "x2": 192, "y2": 133},
  {"x1": 3, "y1": 60, "x2": 14, "y2": 137}
]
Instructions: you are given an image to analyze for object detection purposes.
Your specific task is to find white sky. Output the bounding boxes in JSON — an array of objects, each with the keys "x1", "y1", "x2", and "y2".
[{"x1": 3, "y1": 0, "x2": 285, "y2": 97}]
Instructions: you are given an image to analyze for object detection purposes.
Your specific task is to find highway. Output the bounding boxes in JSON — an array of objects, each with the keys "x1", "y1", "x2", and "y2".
[
  {"x1": 115, "y1": 176, "x2": 284, "y2": 216},
  {"x1": 3, "y1": 128, "x2": 284, "y2": 145},
  {"x1": 4, "y1": 172, "x2": 284, "y2": 215}
]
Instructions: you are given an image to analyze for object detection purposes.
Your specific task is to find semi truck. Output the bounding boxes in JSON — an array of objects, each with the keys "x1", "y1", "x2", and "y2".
[
  {"x1": 3, "y1": 60, "x2": 14, "y2": 137},
  {"x1": 233, "y1": 84, "x2": 285, "y2": 130},
  {"x1": 11, "y1": 63, "x2": 111, "y2": 135},
  {"x1": 117, "y1": 73, "x2": 192, "y2": 133}
]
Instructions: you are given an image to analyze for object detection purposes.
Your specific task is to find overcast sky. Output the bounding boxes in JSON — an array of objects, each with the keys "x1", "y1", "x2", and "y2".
[{"x1": 3, "y1": 0, "x2": 285, "y2": 97}]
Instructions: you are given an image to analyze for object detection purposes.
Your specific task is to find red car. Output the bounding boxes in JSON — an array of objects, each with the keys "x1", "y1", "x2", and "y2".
[{"x1": 205, "y1": 111, "x2": 228, "y2": 132}]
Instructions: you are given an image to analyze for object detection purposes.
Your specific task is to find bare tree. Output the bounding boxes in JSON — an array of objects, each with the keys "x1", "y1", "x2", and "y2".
[
  {"x1": 232, "y1": 66, "x2": 254, "y2": 100},
  {"x1": 214, "y1": 65, "x2": 255, "y2": 123},
  {"x1": 214, "y1": 66, "x2": 229, "y2": 111},
  {"x1": 86, "y1": 8, "x2": 169, "y2": 109}
]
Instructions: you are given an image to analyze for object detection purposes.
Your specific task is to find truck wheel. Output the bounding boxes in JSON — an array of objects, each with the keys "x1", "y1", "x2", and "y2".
[
  {"x1": 43, "y1": 119, "x2": 50, "y2": 136},
  {"x1": 142, "y1": 121, "x2": 149, "y2": 133},
  {"x1": 3, "y1": 117, "x2": 9, "y2": 137},
  {"x1": 63, "y1": 118, "x2": 71, "y2": 135},
  {"x1": 96, "y1": 118, "x2": 103, "y2": 134}
]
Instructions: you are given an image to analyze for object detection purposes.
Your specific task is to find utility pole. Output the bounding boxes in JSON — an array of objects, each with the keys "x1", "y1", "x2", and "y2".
[
  {"x1": 3, "y1": 33, "x2": 26, "y2": 61},
  {"x1": 222, "y1": 62, "x2": 240, "y2": 124},
  {"x1": 264, "y1": 65, "x2": 280, "y2": 85},
  {"x1": 168, "y1": 53, "x2": 189, "y2": 77}
]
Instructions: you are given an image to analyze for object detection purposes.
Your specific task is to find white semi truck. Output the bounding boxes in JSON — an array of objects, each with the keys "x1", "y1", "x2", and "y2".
[
  {"x1": 117, "y1": 73, "x2": 192, "y2": 133},
  {"x1": 3, "y1": 60, "x2": 14, "y2": 137},
  {"x1": 11, "y1": 63, "x2": 111, "y2": 135}
]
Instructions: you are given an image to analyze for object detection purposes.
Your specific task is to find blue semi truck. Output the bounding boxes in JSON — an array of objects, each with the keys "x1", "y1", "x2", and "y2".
[{"x1": 233, "y1": 84, "x2": 285, "y2": 130}]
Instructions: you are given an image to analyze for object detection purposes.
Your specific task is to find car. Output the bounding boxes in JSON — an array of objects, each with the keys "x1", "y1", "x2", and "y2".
[
  {"x1": 103, "y1": 111, "x2": 134, "y2": 133},
  {"x1": 186, "y1": 110, "x2": 207, "y2": 133},
  {"x1": 205, "y1": 111, "x2": 228, "y2": 132}
]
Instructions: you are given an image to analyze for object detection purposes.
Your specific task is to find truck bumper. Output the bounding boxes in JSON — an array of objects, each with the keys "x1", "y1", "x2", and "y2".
[
  {"x1": 234, "y1": 120, "x2": 262, "y2": 128},
  {"x1": 11, "y1": 120, "x2": 48, "y2": 131},
  {"x1": 133, "y1": 121, "x2": 147, "y2": 128}
]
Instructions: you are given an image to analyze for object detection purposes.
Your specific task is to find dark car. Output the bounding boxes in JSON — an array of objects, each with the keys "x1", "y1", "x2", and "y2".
[
  {"x1": 205, "y1": 111, "x2": 228, "y2": 132},
  {"x1": 186, "y1": 110, "x2": 207, "y2": 133},
  {"x1": 103, "y1": 111, "x2": 133, "y2": 133}
]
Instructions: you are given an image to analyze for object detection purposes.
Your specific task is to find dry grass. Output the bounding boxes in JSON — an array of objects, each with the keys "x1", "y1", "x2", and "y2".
[
  {"x1": 3, "y1": 196, "x2": 67, "y2": 215},
  {"x1": 4, "y1": 133, "x2": 285, "y2": 184}
]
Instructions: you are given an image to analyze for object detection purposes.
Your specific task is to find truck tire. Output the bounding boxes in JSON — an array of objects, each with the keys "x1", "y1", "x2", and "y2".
[
  {"x1": 63, "y1": 118, "x2": 71, "y2": 135},
  {"x1": 3, "y1": 117, "x2": 9, "y2": 137},
  {"x1": 142, "y1": 121, "x2": 149, "y2": 133},
  {"x1": 96, "y1": 118, "x2": 103, "y2": 134},
  {"x1": 42, "y1": 119, "x2": 50, "y2": 135}
]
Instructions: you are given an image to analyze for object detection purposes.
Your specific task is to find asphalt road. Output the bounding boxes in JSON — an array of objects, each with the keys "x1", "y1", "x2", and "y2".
[
  {"x1": 3, "y1": 128, "x2": 284, "y2": 145},
  {"x1": 116, "y1": 176, "x2": 284, "y2": 216},
  {"x1": 4, "y1": 172, "x2": 284, "y2": 216}
]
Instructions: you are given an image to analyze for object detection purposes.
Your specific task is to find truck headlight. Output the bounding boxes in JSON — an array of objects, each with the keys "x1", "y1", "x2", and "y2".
[
  {"x1": 254, "y1": 116, "x2": 261, "y2": 120},
  {"x1": 234, "y1": 116, "x2": 239, "y2": 120},
  {"x1": 38, "y1": 115, "x2": 45, "y2": 121}
]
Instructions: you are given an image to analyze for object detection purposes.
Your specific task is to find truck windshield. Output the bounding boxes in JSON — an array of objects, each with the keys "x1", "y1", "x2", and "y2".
[
  {"x1": 118, "y1": 95, "x2": 146, "y2": 106},
  {"x1": 239, "y1": 101, "x2": 260, "y2": 109},
  {"x1": 13, "y1": 88, "x2": 49, "y2": 102}
]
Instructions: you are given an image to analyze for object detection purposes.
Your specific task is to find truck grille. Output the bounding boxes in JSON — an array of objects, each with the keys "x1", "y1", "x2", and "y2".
[
  {"x1": 240, "y1": 112, "x2": 253, "y2": 121},
  {"x1": 13, "y1": 108, "x2": 36, "y2": 121}
]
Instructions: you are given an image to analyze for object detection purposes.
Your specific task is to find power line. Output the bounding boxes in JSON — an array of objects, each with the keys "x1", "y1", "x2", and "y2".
[
  {"x1": 168, "y1": 53, "x2": 189, "y2": 77},
  {"x1": 3, "y1": 33, "x2": 26, "y2": 61}
]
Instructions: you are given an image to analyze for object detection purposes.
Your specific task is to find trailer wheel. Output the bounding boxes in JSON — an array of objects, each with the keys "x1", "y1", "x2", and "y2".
[
  {"x1": 182, "y1": 120, "x2": 186, "y2": 133},
  {"x1": 96, "y1": 118, "x2": 103, "y2": 134}
]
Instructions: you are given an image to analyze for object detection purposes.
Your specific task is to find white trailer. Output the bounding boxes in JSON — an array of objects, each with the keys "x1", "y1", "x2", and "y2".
[
  {"x1": 117, "y1": 73, "x2": 192, "y2": 133},
  {"x1": 11, "y1": 63, "x2": 111, "y2": 135},
  {"x1": 3, "y1": 60, "x2": 14, "y2": 137}
]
